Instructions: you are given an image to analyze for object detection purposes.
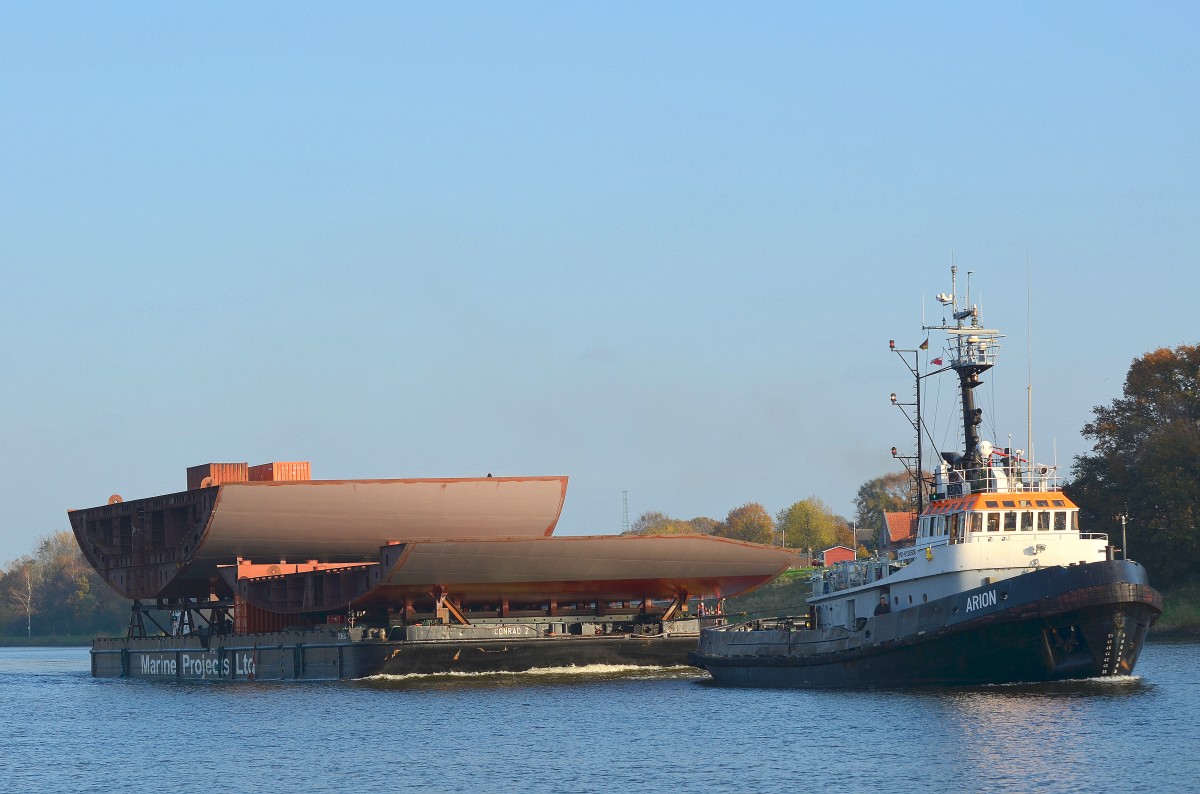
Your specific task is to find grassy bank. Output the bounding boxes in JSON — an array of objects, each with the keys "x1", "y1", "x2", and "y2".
[
  {"x1": 1153, "y1": 576, "x2": 1200, "y2": 636},
  {"x1": 723, "y1": 568, "x2": 813, "y2": 619}
]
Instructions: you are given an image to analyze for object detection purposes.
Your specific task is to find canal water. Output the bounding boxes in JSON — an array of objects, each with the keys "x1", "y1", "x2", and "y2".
[{"x1": 1, "y1": 640, "x2": 1197, "y2": 793}]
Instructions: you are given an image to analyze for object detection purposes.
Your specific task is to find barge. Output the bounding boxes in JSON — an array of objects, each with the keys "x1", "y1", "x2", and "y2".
[
  {"x1": 71, "y1": 470, "x2": 793, "y2": 680},
  {"x1": 92, "y1": 620, "x2": 705, "y2": 681}
]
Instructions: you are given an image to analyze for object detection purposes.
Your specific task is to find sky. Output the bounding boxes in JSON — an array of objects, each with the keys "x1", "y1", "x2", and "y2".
[{"x1": 1, "y1": 3, "x2": 1197, "y2": 564}]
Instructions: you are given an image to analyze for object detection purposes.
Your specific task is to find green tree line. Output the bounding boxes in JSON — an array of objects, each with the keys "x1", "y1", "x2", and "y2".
[
  {"x1": 1, "y1": 531, "x2": 128, "y2": 639},
  {"x1": 625, "y1": 497, "x2": 862, "y2": 553},
  {"x1": 625, "y1": 473, "x2": 913, "y2": 554}
]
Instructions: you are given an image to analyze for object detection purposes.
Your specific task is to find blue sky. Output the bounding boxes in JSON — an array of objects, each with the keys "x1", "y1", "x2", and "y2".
[{"x1": 2, "y1": 3, "x2": 1197, "y2": 563}]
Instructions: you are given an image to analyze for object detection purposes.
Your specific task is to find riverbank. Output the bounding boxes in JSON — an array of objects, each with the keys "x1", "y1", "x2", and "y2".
[
  {"x1": 1153, "y1": 575, "x2": 1200, "y2": 636},
  {"x1": 0, "y1": 634, "x2": 95, "y2": 647},
  {"x1": 723, "y1": 568, "x2": 810, "y2": 618}
]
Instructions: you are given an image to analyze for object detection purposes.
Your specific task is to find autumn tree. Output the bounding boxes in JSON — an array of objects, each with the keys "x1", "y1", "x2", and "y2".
[
  {"x1": 688, "y1": 516, "x2": 721, "y2": 535},
  {"x1": 1, "y1": 531, "x2": 129, "y2": 637},
  {"x1": 776, "y1": 497, "x2": 849, "y2": 550},
  {"x1": 854, "y1": 472, "x2": 912, "y2": 548},
  {"x1": 626, "y1": 512, "x2": 721, "y2": 536},
  {"x1": 7, "y1": 559, "x2": 37, "y2": 638},
  {"x1": 627, "y1": 511, "x2": 672, "y2": 535},
  {"x1": 1068, "y1": 344, "x2": 1200, "y2": 587},
  {"x1": 716, "y1": 503, "x2": 775, "y2": 545}
]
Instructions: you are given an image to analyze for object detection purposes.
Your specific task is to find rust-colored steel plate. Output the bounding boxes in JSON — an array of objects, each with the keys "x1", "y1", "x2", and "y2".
[
  {"x1": 233, "y1": 534, "x2": 795, "y2": 614},
  {"x1": 69, "y1": 476, "x2": 568, "y2": 600},
  {"x1": 248, "y1": 461, "x2": 311, "y2": 482}
]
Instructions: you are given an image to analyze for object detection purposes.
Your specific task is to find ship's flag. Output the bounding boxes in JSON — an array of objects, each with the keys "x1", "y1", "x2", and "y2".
[
  {"x1": 919, "y1": 338, "x2": 929, "y2": 350},
  {"x1": 932, "y1": 356, "x2": 943, "y2": 365}
]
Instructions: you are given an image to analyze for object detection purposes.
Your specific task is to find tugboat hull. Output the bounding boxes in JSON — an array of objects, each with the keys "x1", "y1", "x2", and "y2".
[{"x1": 690, "y1": 560, "x2": 1161, "y2": 688}]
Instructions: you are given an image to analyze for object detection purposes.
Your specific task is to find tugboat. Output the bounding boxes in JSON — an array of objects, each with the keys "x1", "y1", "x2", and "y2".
[{"x1": 690, "y1": 268, "x2": 1162, "y2": 687}]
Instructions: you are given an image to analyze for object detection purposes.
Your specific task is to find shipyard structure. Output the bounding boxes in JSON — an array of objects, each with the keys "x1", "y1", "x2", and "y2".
[{"x1": 70, "y1": 463, "x2": 793, "y2": 680}]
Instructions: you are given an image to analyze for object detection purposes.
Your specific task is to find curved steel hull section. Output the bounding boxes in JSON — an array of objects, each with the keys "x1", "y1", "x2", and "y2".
[
  {"x1": 70, "y1": 477, "x2": 568, "y2": 600},
  {"x1": 691, "y1": 560, "x2": 1162, "y2": 687},
  {"x1": 233, "y1": 535, "x2": 795, "y2": 613}
]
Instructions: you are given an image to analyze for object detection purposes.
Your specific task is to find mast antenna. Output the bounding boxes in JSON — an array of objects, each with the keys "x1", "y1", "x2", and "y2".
[{"x1": 1026, "y1": 253, "x2": 1034, "y2": 485}]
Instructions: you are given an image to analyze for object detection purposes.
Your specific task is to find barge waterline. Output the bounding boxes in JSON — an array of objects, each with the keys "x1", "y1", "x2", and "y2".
[{"x1": 92, "y1": 621, "x2": 706, "y2": 681}]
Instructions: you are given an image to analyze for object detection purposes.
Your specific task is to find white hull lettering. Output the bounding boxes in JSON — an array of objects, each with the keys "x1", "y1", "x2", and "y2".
[
  {"x1": 965, "y1": 590, "x2": 998, "y2": 613},
  {"x1": 235, "y1": 653, "x2": 255, "y2": 676},
  {"x1": 139, "y1": 655, "x2": 177, "y2": 676},
  {"x1": 136, "y1": 651, "x2": 255, "y2": 678},
  {"x1": 180, "y1": 653, "x2": 231, "y2": 678}
]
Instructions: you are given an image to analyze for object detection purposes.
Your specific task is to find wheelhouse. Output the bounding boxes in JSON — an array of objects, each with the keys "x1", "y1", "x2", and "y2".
[{"x1": 915, "y1": 493, "x2": 1080, "y2": 545}]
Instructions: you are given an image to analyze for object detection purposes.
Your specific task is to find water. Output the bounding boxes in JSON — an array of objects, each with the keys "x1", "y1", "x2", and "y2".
[{"x1": 2, "y1": 641, "x2": 1198, "y2": 793}]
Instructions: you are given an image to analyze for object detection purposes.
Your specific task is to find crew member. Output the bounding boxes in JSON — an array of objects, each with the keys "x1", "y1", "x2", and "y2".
[{"x1": 874, "y1": 594, "x2": 891, "y2": 615}]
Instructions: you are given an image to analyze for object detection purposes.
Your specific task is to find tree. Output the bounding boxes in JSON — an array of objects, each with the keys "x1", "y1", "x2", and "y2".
[
  {"x1": 69, "y1": 574, "x2": 99, "y2": 626},
  {"x1": 776, "y1": 497, "x2": 848, "y2": 550},
  {"x1": 7, "y1": 560, "x2": 37, "y2": 638},
  {"x1": 717, "y1": 503, "x2": 775, "y2": 545},
  {"x1": 1069, "y1": 344, "x2": 1200, "y2": 587},
  {"x1": 1, "y1": 531, "x2": 130, "y2": 638},
  {"x1": 34, "y1": 531, "x2": 96, "y2": 635},
  {"x1": 854, "y1": 473, "x2": 911, "y2": 539},
  {"x1": 626, "y1": 512, "x2": 720, "y2": 536},
  {"x1": 627, "y1": 511, "x2": 673, "y2": 535}
]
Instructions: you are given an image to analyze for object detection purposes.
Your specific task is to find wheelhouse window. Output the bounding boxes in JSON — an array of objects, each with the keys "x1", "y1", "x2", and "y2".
[
  {"x1": 987, "y1": 513, "x2": 1000, "y2": 532},
  {"x1": 970, "y1": 513, "x2": 983, "y2": 532},
  {"x1": 1038, "y1": 511, "x2": 1051, "y2": 530},
  {"x1": 1020, "y1": 511, "x2": 1035, "y2": 531},
  {"x1": 1053, "y1": 512, "x2": 1067, "y2": 531},
  {"x1": 1004, "y1": 511, "x2": 1017, "y2": 531}
]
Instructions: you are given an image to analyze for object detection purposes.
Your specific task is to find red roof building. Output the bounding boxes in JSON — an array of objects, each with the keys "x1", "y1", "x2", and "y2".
[
  {"x1": 883, "y1": 511, "x2": 917, "y2": 549},
  {"x1": 820, "y1": 545, "x2": 856, "y2": 566}
]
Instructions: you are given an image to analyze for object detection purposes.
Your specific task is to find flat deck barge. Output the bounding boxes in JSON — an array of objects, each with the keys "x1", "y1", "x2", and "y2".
[{"x1": 93, "y1": 620, "x2": 704, "y2": 681}]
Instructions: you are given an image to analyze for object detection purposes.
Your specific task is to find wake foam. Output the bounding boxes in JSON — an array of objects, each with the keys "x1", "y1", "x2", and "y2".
[{"x1": 357, "y1": 663, "x2": 700, "y2": 683}]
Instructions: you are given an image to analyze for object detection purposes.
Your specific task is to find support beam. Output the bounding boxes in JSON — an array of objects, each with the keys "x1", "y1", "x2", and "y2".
[
  {"x1": 435, "y1": 593, "x2": 470, "y2": 625},
  {"x1": 660, "y1": 590, "x2": 689, "y2": 622},
  {"x1": 128, "y1": 600, "x2": 146, "y2": 638}
]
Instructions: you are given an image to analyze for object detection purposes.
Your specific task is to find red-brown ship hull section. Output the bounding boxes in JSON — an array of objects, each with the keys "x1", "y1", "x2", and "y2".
[
  {"x1": 229, "y1": 534, "x2": 794, "y2": 614},
  {"x1": 69, "y1": 477, "x2": 568, "y2": 600}
]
